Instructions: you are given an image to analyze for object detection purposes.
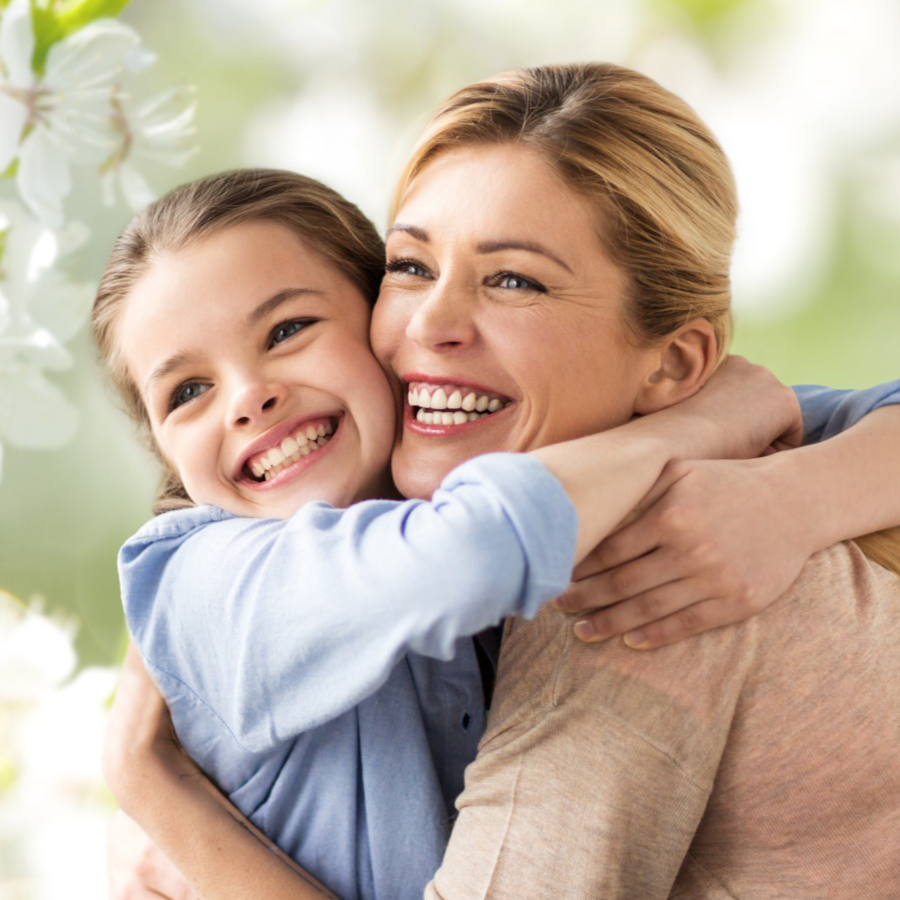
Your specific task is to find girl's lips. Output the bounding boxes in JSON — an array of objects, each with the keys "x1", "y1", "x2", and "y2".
[
  {"x1": 239, "y1": 416, "x2": 342, "y2": 490},
  {"x1": 234, "y1": 413, "x2": 341, "y2": 481}
]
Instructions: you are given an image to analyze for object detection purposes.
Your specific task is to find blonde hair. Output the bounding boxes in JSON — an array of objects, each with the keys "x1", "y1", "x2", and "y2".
[
  {"x1": 392, "y1": 62, "x2": 735, "y2": 360},
  {"x1": 93, "y1": 168, "x2": 385, "y2": 514},
  {"x1": 394, "y1": 62, "x2": 900, "y2": 576}
]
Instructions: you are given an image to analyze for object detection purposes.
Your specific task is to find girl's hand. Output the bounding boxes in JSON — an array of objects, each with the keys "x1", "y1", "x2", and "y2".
[
  {"x1": 554, "y1": 455, "x2": 814, "y2": 648},
  {"x1": 672, "y1": 355, "x2": 803, "y2": 460}
]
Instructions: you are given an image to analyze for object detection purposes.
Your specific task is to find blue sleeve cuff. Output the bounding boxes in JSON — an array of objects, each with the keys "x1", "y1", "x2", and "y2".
[
  {"x1": 441, "y1": 453, "x2": 579, "y2": 617},
  {"x1": 794, "y1": 380, "x2": 900, "y2": 443}
]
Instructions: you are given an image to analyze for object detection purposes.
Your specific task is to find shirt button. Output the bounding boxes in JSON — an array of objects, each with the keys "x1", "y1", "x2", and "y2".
[{"x1": 460, "y1": 712, "x2": 471, "y2": 731}]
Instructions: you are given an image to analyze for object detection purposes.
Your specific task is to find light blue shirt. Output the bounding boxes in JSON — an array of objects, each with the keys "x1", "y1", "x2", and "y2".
[
  {"x1": 121, "y1": 454, "x2": 578, "y2": 900},
  {"x1": 119, "y1": 382, "x2": 900, "y2": 900}
]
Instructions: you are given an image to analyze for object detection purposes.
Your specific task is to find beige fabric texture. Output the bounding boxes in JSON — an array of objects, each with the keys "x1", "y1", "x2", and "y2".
[{"x1": 425, "y1": 541, "x2": 900, "y2": 899}]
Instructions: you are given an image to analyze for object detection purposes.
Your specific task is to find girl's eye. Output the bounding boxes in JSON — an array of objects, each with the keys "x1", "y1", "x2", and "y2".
[
  {"x1": 269, "y1": 318, "x2": 317, "y2": 347},
  {"x1": 385, "y1": 258, "x2": 429, "y2": 278},
  {"x1": 490, "y1": 272, "x2": 546, "y2": 293},
  {"x1": 170, "y1": 381, "x2": 210, "y2": 412}
]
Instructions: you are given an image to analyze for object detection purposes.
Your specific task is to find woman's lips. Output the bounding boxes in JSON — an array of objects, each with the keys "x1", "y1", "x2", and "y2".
[{"x1": 404, "y1": 379, "x2": 513, "y2": 433}]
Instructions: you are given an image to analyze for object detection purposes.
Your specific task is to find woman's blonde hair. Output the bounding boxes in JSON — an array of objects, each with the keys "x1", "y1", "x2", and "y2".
[
  {"x1": 392, "y1": 62, "x2": 736, "y2": 361},
  {"x1": 93, "y1": 168, "x2": 385, "y2": 514},
  {"x1": 393, "y1": 62, "x2": 900, "y2": 575}
]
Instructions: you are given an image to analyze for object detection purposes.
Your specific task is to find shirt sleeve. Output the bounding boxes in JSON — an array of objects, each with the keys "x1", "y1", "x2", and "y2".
[
  {"x1": 794, "y1": 379, "x2": 900, "y2": 443},
  {"x1": 119, "y1": 453, "x2": 578, "y2": 752}
]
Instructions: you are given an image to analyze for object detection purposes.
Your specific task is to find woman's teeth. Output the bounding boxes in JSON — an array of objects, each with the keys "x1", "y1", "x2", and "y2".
[
  {"x1": 247, "y1": 422, "x2": 334, "y2": 482},
  {"x1": 408, "y1": 385, "x2": 507, "y2": 426}
]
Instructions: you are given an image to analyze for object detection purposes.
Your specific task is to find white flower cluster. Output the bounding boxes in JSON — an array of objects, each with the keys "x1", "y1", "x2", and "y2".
[
  {"x1": 0, "y1": 591, "x2": 117, "y2": 896},
  {"x1": 0, "y1": 0, "x2": 196, "y2": 478}
]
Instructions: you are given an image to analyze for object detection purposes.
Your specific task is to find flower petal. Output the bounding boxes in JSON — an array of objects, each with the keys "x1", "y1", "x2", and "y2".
[
  {"x1": 44, "y1": 19, "x2": 140, "y2": 90},
  {"x1": 118, "y1": 162, "x2": 155, "y2": 211},
  {"x1": 0, "y1": 0, "x2": 36, "y2": 88},
  {"x1": 0, "y1": 93, "x2": 28, "y2": 172},
  {"x1": 0, "y1": 364, "x2": 78, "y2": 448},
  {"x1": 28, "y1": 273, "x2": 93, "y2": 343},
  {"x1": 16, "y1": 126, "x2": 71, "y2": 227}
]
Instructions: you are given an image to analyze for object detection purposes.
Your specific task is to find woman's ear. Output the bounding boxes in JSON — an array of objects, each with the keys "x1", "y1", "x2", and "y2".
[{"x1": 634, "y1": 318, "x2": 718, "y2": 414}]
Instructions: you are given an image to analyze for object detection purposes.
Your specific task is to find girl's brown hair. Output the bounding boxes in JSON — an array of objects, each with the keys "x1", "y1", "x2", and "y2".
[
  {"x1": 393, "y1": 62, "x2": 900, "y2": 575},
  {"x1": 93, "y1": 168, "x2": 385, "y2": 514}
]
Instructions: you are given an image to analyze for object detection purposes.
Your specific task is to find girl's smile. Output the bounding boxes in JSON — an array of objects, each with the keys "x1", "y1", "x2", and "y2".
[{"x1": 116, "y1": 220, "x2": 397, "y2": 519}]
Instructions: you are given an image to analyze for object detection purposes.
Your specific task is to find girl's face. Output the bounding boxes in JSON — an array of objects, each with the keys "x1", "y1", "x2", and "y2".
[
  {"x1": 117, "y1": 220, "x2": 397, "y2": 519},
  {"x1": 372, "y1": 144, "x2": 658, "y2": 500}
]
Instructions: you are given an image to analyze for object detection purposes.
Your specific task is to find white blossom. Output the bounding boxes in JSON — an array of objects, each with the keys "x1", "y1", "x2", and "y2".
[
  {"x1": 101, "y1": 83, "x2": 198, "y2": 211},
  {"x1": 0, "y1": 202, "x2": 92, "y2": 450},
  {"x1": 0, "y1": 0, "x2": 143, "y2": 225}
]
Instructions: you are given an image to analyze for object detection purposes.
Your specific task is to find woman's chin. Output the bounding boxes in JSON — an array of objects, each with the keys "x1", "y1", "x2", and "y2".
[{"x1": 390, "y1": 446, "x2": 468, "y2": 500}]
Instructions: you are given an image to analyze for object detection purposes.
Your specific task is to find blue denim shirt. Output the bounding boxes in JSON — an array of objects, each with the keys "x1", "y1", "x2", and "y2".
[{"x1": 119, "y1": 383, "x2": 900, "y2": 900}]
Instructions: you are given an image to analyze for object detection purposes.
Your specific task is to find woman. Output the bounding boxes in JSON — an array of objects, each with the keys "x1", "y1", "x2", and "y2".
[{"x1": 106, "y1": 63, "x2": 900, "y2": 898}]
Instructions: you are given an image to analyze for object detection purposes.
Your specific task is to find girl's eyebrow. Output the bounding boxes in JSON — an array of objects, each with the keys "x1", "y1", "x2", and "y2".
[
  {"x1": 245, "y1": 287, "x2": 324, "y2": 327},
  {"x1": 145, "y1": 349, "x2": 197, "y2": 395},
  {"x1": 144, "y1": 287, "x2": 324, "y2": 394}
]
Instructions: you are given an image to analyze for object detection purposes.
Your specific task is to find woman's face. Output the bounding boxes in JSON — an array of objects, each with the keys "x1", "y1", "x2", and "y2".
[
  {"x1": 372, "y1": 143, "x2": 659, "y2": 499},
  {"x1": 118, "y1": 220, "x2": 397, "y2": 519}
]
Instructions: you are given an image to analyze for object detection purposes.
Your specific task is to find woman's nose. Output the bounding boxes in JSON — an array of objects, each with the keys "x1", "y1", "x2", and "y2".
[
  {"x1": 404, "y1": 281, "x2": 477, "y2": 352},
  {"x1": 227, "y1": 377, "x2": 287, "y2": 429}
]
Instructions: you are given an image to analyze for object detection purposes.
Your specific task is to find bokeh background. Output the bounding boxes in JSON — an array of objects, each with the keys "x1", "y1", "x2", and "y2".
[{"x1": 1, "y1": 0, "x2": 898, "y2": 895}]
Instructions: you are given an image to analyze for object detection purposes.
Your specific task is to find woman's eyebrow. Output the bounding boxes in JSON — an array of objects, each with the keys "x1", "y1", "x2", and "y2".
[
  {"x1": 476, "y1": 239, "x2": 573, "y2": 274},
  {"x1": 387, "y1": 223, "x2": 429, "y2": 242},
  {"x1": 245, "y1": 287, "x2": 325, "y2": 328}
]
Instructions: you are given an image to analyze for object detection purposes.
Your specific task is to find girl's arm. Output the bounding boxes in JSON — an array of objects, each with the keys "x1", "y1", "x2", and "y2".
[
  {"x1": 106, "y1": 357, "x2": 796, "y2": 900},
  {"x1": 557, "y1": 381, "x2": 900, "y2": 648},
  {"x1": 124, "y1": 360, "x2": 794, "y2": 754},
  {"x1": 105, "y1": 647, "x2": 334, "y2": 900}
]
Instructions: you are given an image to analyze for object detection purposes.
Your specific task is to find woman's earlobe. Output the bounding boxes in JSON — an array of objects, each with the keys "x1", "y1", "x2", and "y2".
[{"x1": 634, "y1": 318, "x2": 718, "y2": 414}]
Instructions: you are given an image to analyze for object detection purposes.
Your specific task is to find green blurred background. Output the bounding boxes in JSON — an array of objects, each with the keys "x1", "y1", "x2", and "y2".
[{"x1": 1, "y1": 0, "x2": 899, "y2": 672}]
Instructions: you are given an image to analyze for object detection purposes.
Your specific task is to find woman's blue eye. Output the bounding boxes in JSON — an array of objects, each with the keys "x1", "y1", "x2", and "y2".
[
  {"x1": 386, "y1": 259, "x2": 428, "y2": 278},
  {"x1": 270, "y1": 319, "x2": 315, "y2": 347},
  {"x1": 170, "y1": 382, "x2": 210, "y2": 410},
  {"x1": 493, "y1": 272, "x2": 545, "y2": 292}
]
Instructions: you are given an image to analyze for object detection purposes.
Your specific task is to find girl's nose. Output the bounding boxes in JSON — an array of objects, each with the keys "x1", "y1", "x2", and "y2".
[
  {"x1": 227, "y1": 377, "x2": 288, "y2": 429},
  {"x1": 404, "y1": 280, "x2": 478, "y2": 352}
]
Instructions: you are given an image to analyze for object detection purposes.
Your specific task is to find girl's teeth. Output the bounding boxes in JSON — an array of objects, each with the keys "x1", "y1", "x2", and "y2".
[
  {"x1": 251, "y1": 420, "x2": 337, "y2": 480},
  {"x1": 431, "y1": 388, "x2": 448, "y2": 410},
  {"x1": 475, "y1": 396, "x2": 489, "y2": 412},
  {"x1": 461, "y1": 393, "x2": 476, "y2": 412},
  {"x1": 447, "y1": 390, "x2": 462, "y2": 410},
  {"x1": 488, "y1": 399, "x2": 502, "y2": 412}
]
